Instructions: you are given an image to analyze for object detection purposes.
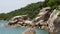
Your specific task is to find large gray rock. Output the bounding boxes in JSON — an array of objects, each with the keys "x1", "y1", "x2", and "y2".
[
  {"x1": 47, "y1": 9, "x2": 59, "y2": 33},
  {"x1": 22, "y1": 28, "x2": 36, "y2": 34},
  {"x1": 53, "y1": 17, "x2": 60, "y2": 34},
  {"x1": 47, "y1": 6, "x2": 60, "y2": 34},
  {"x1": 49, "y1": 17, "x2": 60, "y2": 34}
]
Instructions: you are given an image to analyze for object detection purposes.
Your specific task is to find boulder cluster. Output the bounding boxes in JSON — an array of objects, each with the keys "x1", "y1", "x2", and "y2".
[
  {"x1": 8, "y1": 15, "x2": 32, "y2": 27},
  {"x1": 8, "y1": 7, "x2": 51, "y2": 29},
  {"x1": 8, "y1": 6, "x2": 60, "y2": 34}
]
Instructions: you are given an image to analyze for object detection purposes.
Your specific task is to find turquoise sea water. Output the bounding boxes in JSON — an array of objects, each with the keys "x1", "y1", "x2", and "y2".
[{"x1": 0, "y1": 22, "x2": 48, "y2": 34}]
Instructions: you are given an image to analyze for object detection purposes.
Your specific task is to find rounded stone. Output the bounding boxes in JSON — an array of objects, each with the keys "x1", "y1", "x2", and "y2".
[{"x1": 22, "y1": 28, "x2": 36, "y2": 34}]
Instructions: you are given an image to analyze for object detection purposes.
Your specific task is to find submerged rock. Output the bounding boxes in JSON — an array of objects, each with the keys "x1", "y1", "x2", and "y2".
[{"x1": 22, "y1": 28, "x2": 36, "y2": 34}]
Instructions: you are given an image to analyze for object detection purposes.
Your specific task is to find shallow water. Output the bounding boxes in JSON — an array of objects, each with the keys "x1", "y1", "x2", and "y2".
[{"x1": 0, "y1": 22, "x2": 48, "y2": 34}]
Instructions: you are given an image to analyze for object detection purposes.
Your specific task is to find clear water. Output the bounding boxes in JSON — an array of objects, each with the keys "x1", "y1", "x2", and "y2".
[{"x1": 0, "y1": 22, "x2": 48, "y2": 34}]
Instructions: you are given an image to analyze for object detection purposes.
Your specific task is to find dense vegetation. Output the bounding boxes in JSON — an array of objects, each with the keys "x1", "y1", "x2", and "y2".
[{"x1": 0, "y1": 0, "x2": 60, "y2": 20}]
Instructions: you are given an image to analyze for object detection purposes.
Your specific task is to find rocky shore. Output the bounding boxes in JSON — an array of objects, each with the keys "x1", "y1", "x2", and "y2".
[
  {"x1": 8, "y1": 7, "x2": 51, "y2": 29},
  {"x1": 8, "y1": 6, "x2": 60, "y2": 34}
]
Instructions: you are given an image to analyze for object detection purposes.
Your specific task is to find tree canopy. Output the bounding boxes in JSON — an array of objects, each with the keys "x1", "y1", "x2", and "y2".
[{"x1": 0, "y1": 0, "x2": 60, "y2": 20}]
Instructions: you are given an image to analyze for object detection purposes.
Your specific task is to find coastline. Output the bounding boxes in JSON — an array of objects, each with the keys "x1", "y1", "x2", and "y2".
[{"x1": 0, "y1": 20, "x2": 8, "y2": 22}]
